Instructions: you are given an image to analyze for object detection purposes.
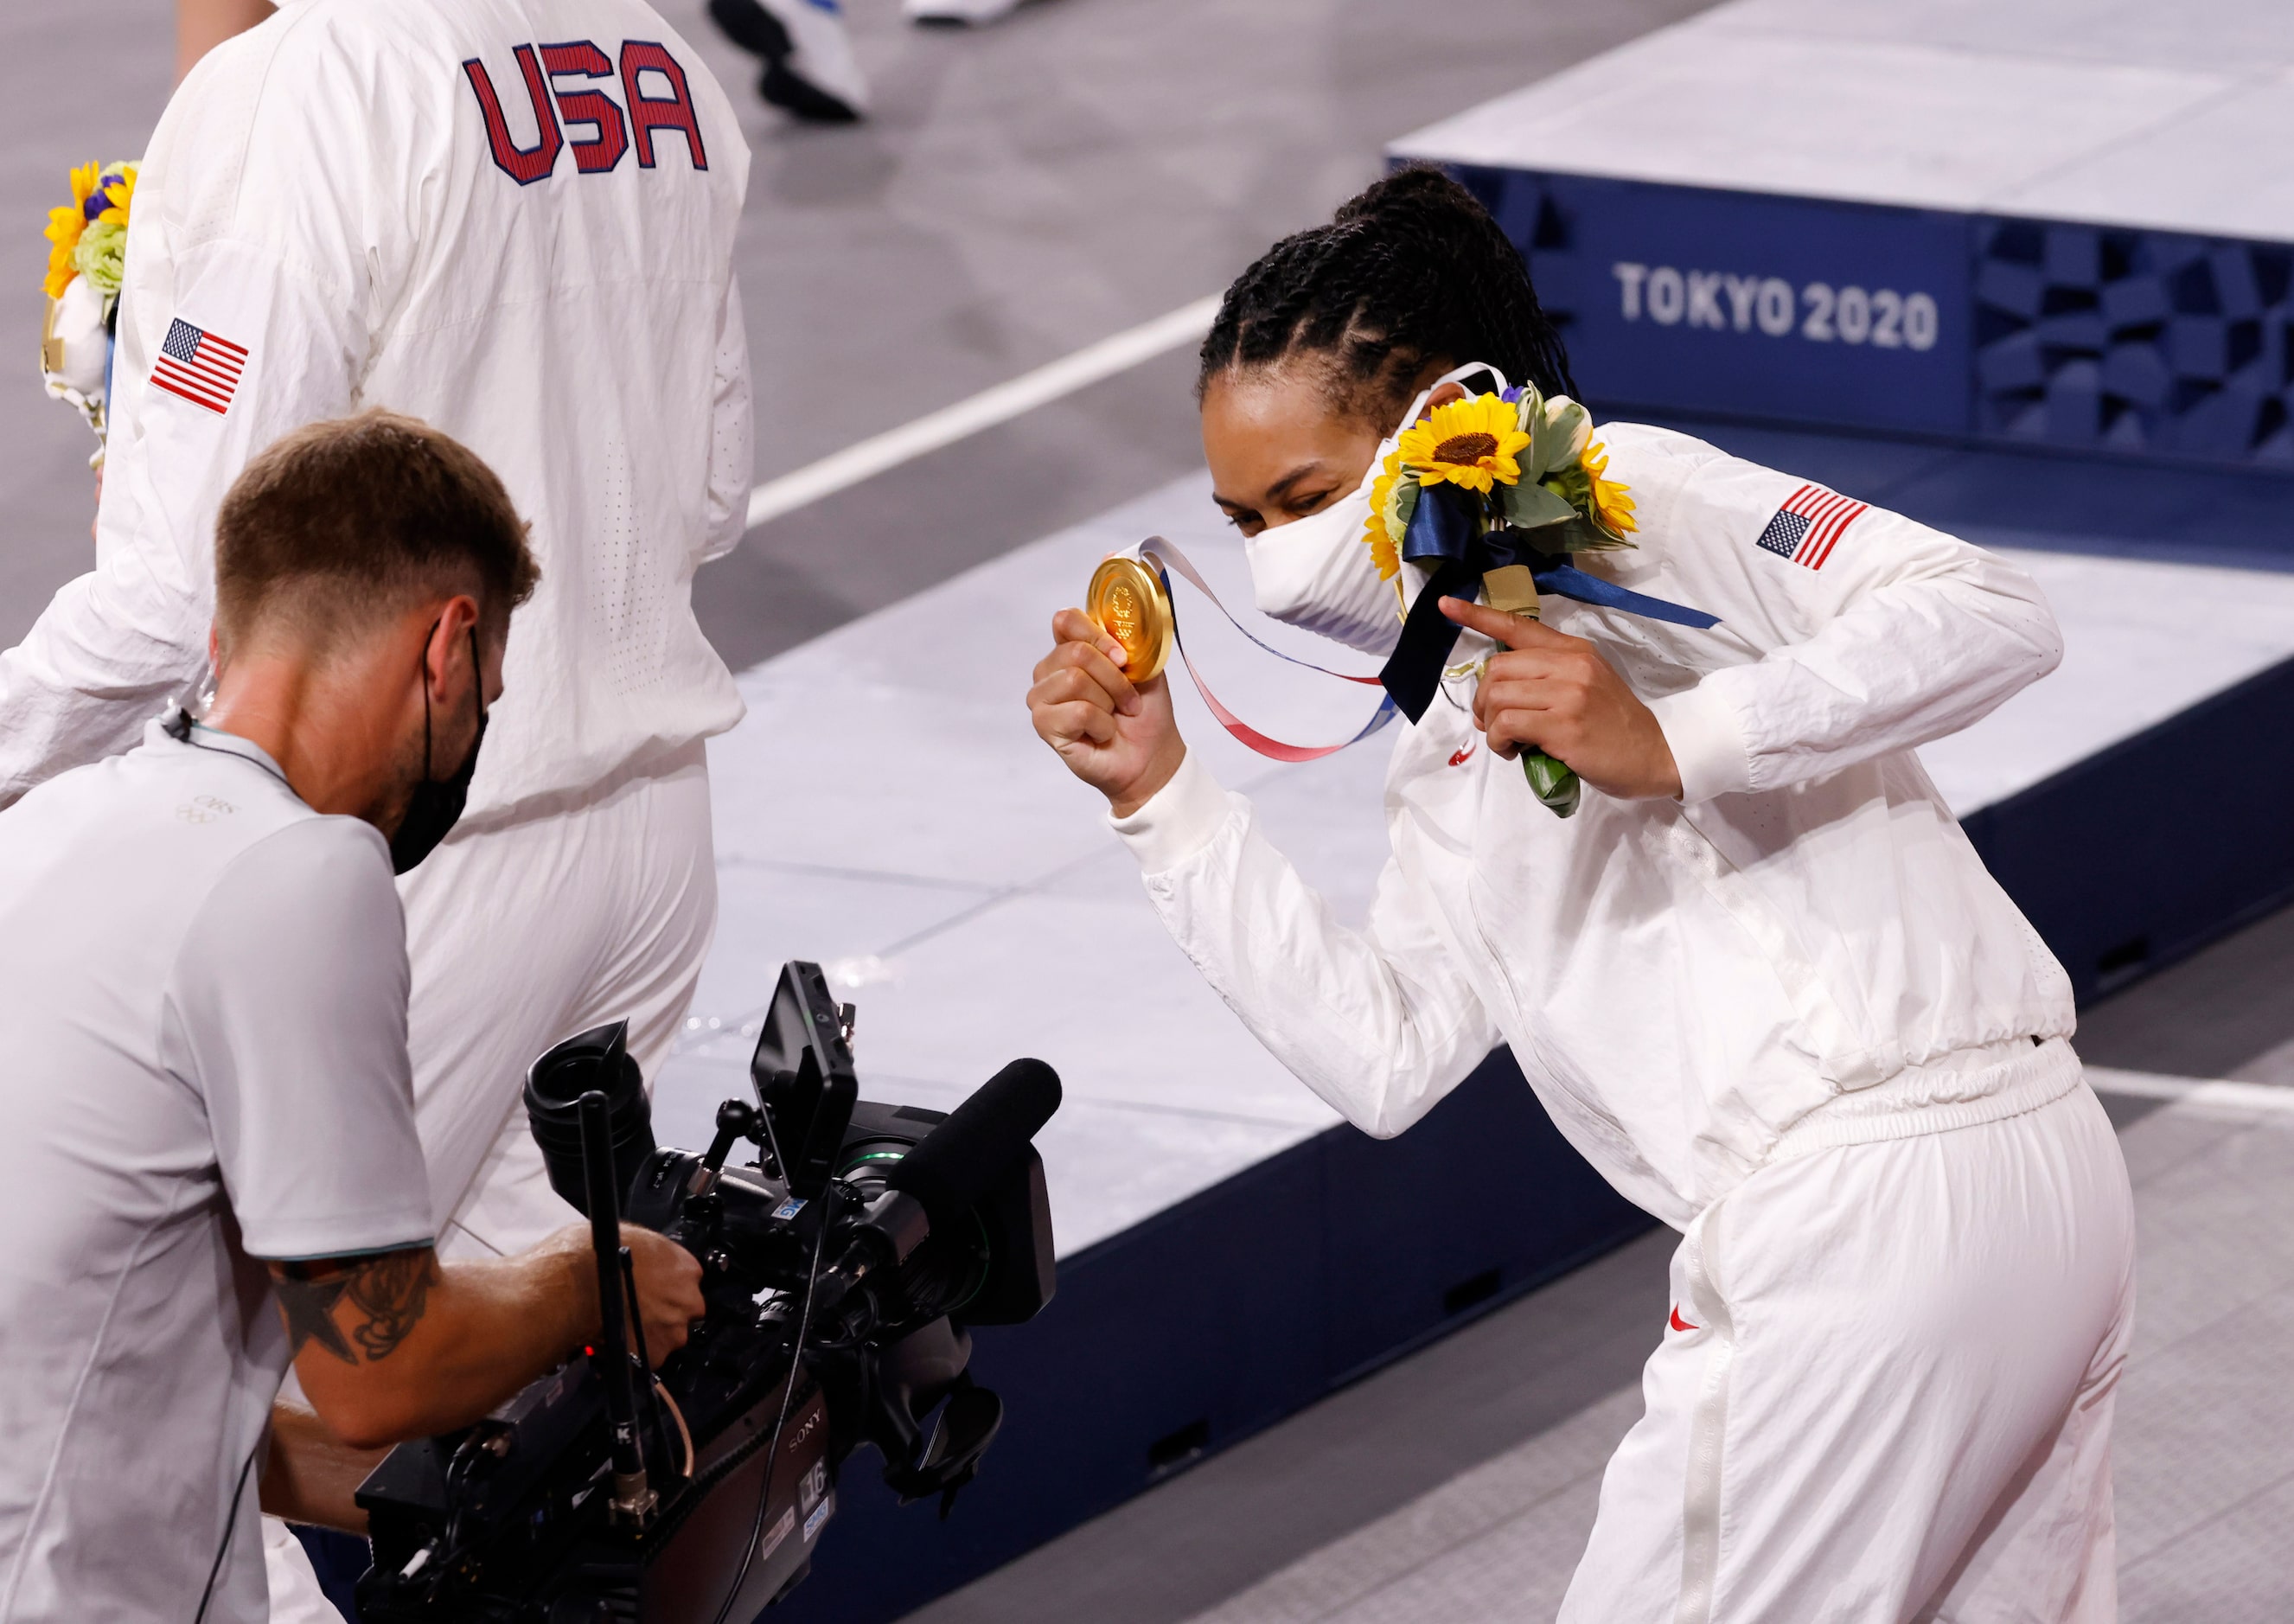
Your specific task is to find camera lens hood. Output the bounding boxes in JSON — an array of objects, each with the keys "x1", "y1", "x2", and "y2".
[{"x1": 525, "y1": 1019, "x2": 656, "y2": 1216}]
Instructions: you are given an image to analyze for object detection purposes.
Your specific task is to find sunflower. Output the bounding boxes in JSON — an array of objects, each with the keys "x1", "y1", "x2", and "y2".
[
  {"x1": 1398, "y1": 393, "x2": 1531, "y2": 496},
  {"x1": 1582, "y1": 439, "x2": 1638, "y2": 536},
  {"x1": 1362, "y1": 449, "x2": 1403, "y2": 580},
  {"x1": 94, "y1": 164, "x2": 137, "y2": 227},
  {"x1": 42, "y1": 161, "x2": 100, "y2": 300}
]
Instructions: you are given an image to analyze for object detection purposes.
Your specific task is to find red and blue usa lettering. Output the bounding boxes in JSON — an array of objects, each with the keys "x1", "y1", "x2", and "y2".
[
  {"x1": 463, "y1": 40, "x2": 705, "y2": 184},
  {"x1": 463, "y1": 45, "x2": 562, "y2": 185},
  {"x1": 620, "y1": 41, "x2": 707, "y2": 171},
  {"x1": 540, "y1": 41, "x2": 629, "y2": 174}
]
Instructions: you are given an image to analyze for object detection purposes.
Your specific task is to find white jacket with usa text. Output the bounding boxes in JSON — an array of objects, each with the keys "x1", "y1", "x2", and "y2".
[
  {"x1": 0, "y1": 0, "x2": 752, "y2": 819},
  {"x1": 1111, "y1": 423, "x2": 2079, "y2": 1230}
]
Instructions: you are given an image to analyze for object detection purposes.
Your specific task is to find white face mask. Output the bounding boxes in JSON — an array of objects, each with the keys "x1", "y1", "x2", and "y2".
[{"x1": 1242, "y1": 361, "x2": 1511, "y2": 658}]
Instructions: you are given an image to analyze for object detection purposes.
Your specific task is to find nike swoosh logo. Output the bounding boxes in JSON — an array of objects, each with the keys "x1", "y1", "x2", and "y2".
[
  {"x1": 1669, "y1": 1305, "x2": 1699, "y2": 1333},
  {"x1": 1448, "y1": 742, "x2": 1477, "y2": 767}
]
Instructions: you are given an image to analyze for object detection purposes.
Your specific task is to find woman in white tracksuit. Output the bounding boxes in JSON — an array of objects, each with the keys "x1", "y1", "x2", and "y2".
[{"x1": 1028, "y1": 169, "x2": 2135, "y2": 1621}]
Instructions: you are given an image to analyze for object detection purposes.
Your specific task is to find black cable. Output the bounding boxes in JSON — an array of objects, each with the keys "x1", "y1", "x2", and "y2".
[
  {"x1": 169, "y1": 711, "x2": 296, "y2": 792},
  {"x1": 617, "y1": 1246, "x2": 673, "y2": 1478},
  {"x1": 192, "y1": 1443, "x2": 259, "y2": 1624},
  {"x1": 705, "y1": 1178, "x2": 832, "y2": 1624},
  {"x1": 441, "y1": 1420, "x2": 517, "y2": 1557}
]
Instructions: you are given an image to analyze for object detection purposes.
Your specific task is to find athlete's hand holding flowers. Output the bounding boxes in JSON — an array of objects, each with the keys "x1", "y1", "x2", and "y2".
[{"x1": 1439, "y1": 597, "x2": 1682, "y2": 801}]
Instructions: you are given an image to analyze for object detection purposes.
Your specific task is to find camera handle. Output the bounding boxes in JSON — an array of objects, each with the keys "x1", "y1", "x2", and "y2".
[
  {"x1": 578, "y1": 1089, "x2": 655, "y2": 1526},
  {"x1": 688, "y1": 1099, "x2": 766, "y2": 1197},
  {"x1": 880, "y1": 1373, "x2": 1004, "y2": 1520}
]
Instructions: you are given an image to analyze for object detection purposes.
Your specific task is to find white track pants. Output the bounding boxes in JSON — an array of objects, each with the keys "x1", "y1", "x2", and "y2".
[
  {"x1": 1562, "y1": 1076, "x2": 2136, "y2": 1624},
  {"x1": 266, "y1": 743, "x2": 718, "y2": 1621}
]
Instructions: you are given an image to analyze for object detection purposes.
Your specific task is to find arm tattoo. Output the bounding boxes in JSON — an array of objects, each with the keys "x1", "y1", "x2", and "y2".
[{"x1": 276, "y1": 1250, "x2": 438, "y2": 1364}]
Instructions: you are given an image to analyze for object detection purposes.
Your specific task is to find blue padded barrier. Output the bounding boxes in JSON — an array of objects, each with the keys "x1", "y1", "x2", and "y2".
[{"x1": 1962, "y1": 650, "x2": 2294, "y2": 1002}]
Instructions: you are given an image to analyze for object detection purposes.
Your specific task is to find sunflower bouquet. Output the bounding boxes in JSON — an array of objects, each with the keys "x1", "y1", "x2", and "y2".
[
  {"x1": 1364, "y1": 386, "x2": 1638, "y2": 816},
  {"x1": 39, "y1": 160, "x2": 138, "y2": 464}
]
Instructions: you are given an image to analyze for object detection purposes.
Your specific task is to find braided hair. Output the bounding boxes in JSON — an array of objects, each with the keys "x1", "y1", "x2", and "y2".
[{"x1": 1197, "y1": 166, "x2": 1577, "y2": 428}]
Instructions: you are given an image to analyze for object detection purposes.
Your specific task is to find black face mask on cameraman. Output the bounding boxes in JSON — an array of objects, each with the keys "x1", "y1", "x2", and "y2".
[{"x1": 390, "y1": 624, "x2": 489, "y2": 876}]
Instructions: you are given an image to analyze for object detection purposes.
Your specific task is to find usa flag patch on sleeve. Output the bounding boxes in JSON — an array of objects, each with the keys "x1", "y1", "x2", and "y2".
[
  {"x1": 1754, "y1": 483, "x2": 1867, "y2": 572},
  {"x1": 150, "y1": 318, "x2": 249, "y2": 415}
]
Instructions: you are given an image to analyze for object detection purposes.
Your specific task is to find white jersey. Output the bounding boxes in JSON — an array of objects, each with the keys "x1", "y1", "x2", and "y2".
[
  {"x1": 0, "y1": 0, "x2": 753, "y2": 821},
  {"x1": 0, "y1": 721, "x2": 431, "y2": 1624},
  {"x1": 1112, "y1": 423, "x2": 2077, "y2": 1229}
]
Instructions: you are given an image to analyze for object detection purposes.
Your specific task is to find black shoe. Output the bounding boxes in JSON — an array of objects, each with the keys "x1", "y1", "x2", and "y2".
[
  {"x1": 706, "y1": 0, "x2": 791, "y2": 57},
  {"x1": 706, "y1": 0, "x2": 867, "y2": 124}
]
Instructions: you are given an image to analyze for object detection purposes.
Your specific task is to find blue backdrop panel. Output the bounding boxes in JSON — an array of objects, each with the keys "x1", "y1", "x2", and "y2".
[
  {"x1": 1444, "y1": 163, "x2": 2294, "y2": 472},
  {"x1": 1972, "y1": 220, "x2": 2294, "y2": 466},
  {"x1": 1458, "y1": 166, "x2": 1971, "y2": 437},
  {"x1": 771, "y1": 1048, "x2": 1652, "y2": 1624}
]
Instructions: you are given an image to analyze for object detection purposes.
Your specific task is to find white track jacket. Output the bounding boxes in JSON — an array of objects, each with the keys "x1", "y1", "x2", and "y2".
[
  {"x1": 0, "y1": 0, "x2": 752, "y2": 819},
  {"x1": 1114, "y1": 423, "x2": 2078, "y2": 1229}
]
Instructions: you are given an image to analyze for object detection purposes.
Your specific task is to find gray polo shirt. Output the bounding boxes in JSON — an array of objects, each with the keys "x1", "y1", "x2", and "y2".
[{"x1": 0, "y1": 719, "x2": 431, "y2": 1623}]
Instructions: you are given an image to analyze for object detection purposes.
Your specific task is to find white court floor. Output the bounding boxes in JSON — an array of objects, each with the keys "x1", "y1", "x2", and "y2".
[{"x1": 653, "y1": 469, "x2": 2294, "y2": 1260}]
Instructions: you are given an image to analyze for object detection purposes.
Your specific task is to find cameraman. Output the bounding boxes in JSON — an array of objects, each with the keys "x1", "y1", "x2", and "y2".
[{"x1": 0, "y1": 412, "x2": 704, "y2": 1623}]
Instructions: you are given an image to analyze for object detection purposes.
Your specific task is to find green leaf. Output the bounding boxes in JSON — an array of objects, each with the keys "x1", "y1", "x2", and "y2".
[
  {"x1": 1389, "y1": 479, "x2": 1419, "y2": 543},
  {"x1": 1523, "y1": 750, "x2": 1581, "y2": 817},
  {"x1": 1500, "y1": 480, "x2": 1576, "y2": 529},
  {"x1": 1539, "y1": 514, "x2": 1638, "y2": 553},
  {"x1": 1511, "y1": 385, "x2": 1545, "y2": 455}
]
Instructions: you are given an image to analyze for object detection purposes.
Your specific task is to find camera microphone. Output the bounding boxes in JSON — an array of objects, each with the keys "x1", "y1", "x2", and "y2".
[
  {"x1": 885, "y1": 1058, "x2": 1062, "y2": 1234},
  {"x1": 817, "y1": 1059, "x2": 1062, "y2": 1339}
]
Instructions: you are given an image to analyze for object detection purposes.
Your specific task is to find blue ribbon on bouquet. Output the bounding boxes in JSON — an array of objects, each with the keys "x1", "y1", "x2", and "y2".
[{"x1": 1377, "y1": 483, "x2": 1722, "y2": 724}]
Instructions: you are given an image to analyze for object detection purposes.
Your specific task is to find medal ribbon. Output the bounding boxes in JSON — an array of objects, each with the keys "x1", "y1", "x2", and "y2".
[{"x1": 1136, "y1": 537, "x2": 1397, "y2": 764}]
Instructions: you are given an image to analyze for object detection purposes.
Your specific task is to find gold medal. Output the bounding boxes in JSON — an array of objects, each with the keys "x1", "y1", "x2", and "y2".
[{"x1": 1086, "y1": 553, "x2": 1174, "y2": 685}]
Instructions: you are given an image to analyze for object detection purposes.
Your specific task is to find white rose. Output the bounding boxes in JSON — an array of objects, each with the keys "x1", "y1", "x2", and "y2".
[
  {"x1": 42, "y1": 274, "x2": 109, "y2": 400},
  {"x1": 1543, "y1": 394, "x2": 1593, "y2": 463}
]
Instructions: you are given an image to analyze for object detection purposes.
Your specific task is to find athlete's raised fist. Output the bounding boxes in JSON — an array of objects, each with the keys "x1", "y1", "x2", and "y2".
[{"x1": 1027, "y1": 608, "x2": 1187, "y2": 816}]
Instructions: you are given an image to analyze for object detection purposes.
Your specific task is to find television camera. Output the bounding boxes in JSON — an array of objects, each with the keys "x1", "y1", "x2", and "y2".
[{"x1": 353, "y1": 960, "x2": 1061, "y2": 1621}]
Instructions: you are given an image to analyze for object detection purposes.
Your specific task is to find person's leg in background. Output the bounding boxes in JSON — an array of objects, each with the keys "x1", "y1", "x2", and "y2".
[
  {"x1": 436, "y1": 745, "x2": 719, "y2": 1262},
  {"x1": 704, "y1": 0, "x2": 870, "y2": 124},
  {"x1": 902, "y1": 0, "x2": 1029, "y2": 28},
  {"x1": 700, "y1": 0, "x2": 1055, "y2": 128},
  {"x1": 265, "y1": 745, "x2": 719, "y2": 1619},
  {"x1": 1563, "y1": 1079, "x2": 2136, "y2": 1623}
]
